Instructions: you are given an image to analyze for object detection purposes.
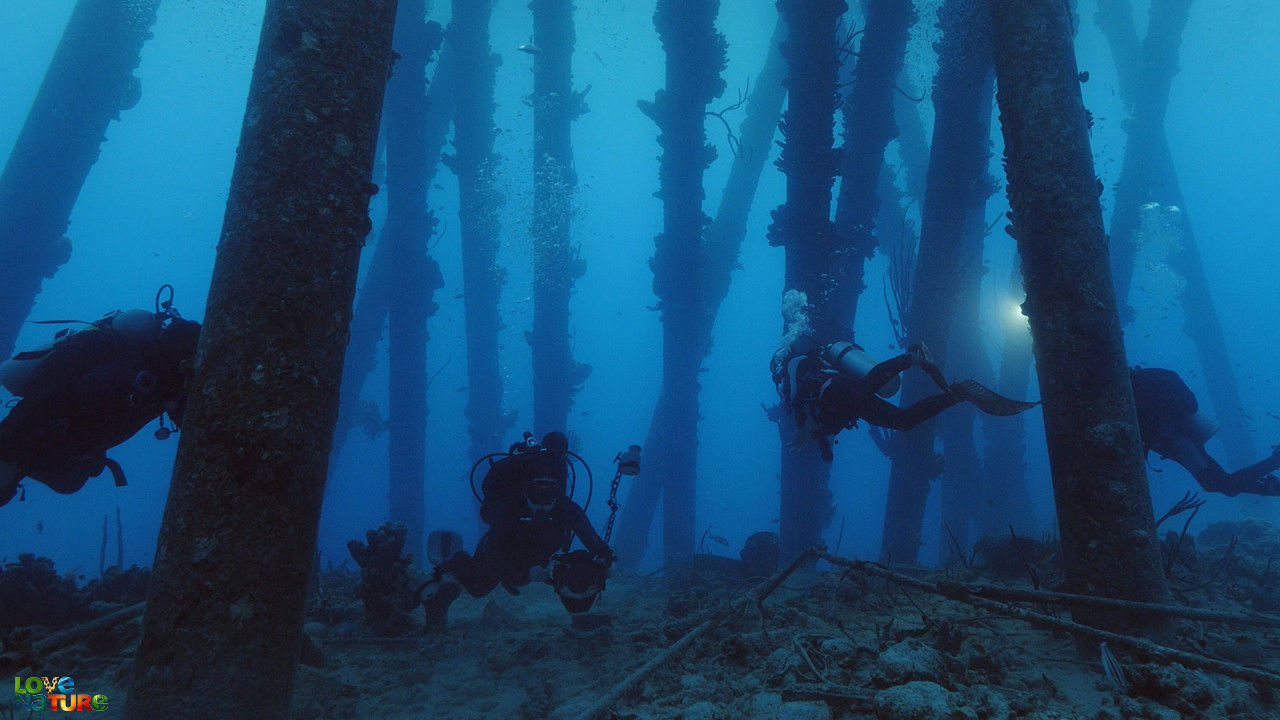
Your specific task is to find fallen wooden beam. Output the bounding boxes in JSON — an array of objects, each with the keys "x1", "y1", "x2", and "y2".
[
  {"x1": 556, "y1": 548, "x2": 818, "y2": 720},
  {"x1": 0, "y1": 602, "x2": 144, "y2": 671},
  {"x1": 818, "y1": 551, "x2": 1280, "y2": 689}
]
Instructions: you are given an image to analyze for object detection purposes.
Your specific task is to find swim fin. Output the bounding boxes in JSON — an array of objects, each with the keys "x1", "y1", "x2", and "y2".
[{"x1": 949, "y1": 379, "x2": 1038, "y2": 417}]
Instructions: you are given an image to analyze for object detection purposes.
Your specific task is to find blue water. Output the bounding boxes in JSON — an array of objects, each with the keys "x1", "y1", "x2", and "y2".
[{"x1": 1, "y1": 0, "x2": 1278, "y2": 580}]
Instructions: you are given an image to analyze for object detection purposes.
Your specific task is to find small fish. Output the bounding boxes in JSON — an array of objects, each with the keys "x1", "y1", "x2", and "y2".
[
  {"x1": 35, "y1": 521, "x2": 43, "y2": 533},
  {"x1": 709, "y1": 535, "x2": 729, "y2": 546},
  {"x1": 518, "y1": 43, "x2": 541, "y2": 55}
]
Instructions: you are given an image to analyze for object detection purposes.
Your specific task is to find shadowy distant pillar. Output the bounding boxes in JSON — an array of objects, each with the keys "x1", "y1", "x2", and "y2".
[
  {"x1": 771, "y1": 0, "x2": 847, "y2": 564},
  {"x1": 1156, "y1": 141, "x2": 1256, "y2": 470},
  {"x1": 451, "y1": 0, "x2": 513, "y2": 462},
  {"x1": 980, "y1": 260, "x2": 1037, "y2": 538},
  {"x1": 385, "y1": 2, "x2": 444, "y2": 564},
  {"x1": 1097, "y1": 0, "x2": 1254, "y2": 471},
  {"x1": 989, "y1": 0, "x2": 1170, "y2": 632},
  {"x1": 0, "y1": 0, "x2": 160, "y2": 358},
  {"x1": 529, "y1": 0, "x2": 589, "y2": 436},
  {"x1": 613, "y1": 15, "x2": 788, "y2": 571},
  {"x1": 125, "y1": 2, "x2": 397, "y2": 717},
  {"x1": 1098, "y1": 0, "x2": 1190, "y2": 322},
  {"x1": 644, "y1": 0, "x2": 727, "y2": 567},
  {"x1": 333, "y1": 33, "x2": 456, "y2": 453},
  {"x1": 880, "y1": 0, "x2": 990, "y2": 566},
  {"x1": 830, "y1": 0, "x2": 916, "y2": 330},
  {"x1": 934, "y1": 0, "x2": 997, "y2": 556},
  {"x1": 936, "y1": 187, "x2": 996, "y2": 558}
]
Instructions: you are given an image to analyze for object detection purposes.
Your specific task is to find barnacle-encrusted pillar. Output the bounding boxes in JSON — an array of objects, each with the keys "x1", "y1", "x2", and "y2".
[
  {"x1": 881, "y1": 0, "x2": 992, "y2": 565},
  {"x1": 989, "y1": 0, "x2": 1170, "y2": 634},
  {"x1": 384, "y1": 1, "x2": 445, "y2": 564},
  {"x1": 452, "y1": 0, "x2": 513, "y2": 463},
  {"x1": 830, "y1": 0, "x2": 916, "y2": 333},
  {"x1": 125, "y1": 1, "x2": 398, "y2": 717},
  {"x1": 771, "y1": 0, "x2": 847, "y2": 564},
  {"x1": 613, "y1": 15, "x2": 788, "y2": 570},
  {"x1": 529, "y1": 0, "x2": 589, "y2": 436},
  {"x1": 644, "y1": 0, "x2": 727, "y2": 567},
  {"x1": 333, "y1": 23, "x2": 455, "y2": 456},
  {"x1": 0, "y1": 0, "x2": 159, "y2": 357}
]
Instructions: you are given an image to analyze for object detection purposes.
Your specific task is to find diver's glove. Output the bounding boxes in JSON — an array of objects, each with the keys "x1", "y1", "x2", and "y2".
[
  {"x1": 907, "y1": 343, "x2": 949, "y2": 390},
  {"x1": 594, "y1": 551, "x2": 617, "y2": 578}
]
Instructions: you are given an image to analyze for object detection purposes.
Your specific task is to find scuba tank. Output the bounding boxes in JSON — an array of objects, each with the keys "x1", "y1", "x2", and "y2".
[
  {"x1": 1186, "y1": 408, "x2": 1219, "y2": 445},
  {"x1": 0, "y1": 309, "x2": 160, "y2": 397},
  {"x1": 821, "y1": 341, "x2": 900, "y2": 398}
]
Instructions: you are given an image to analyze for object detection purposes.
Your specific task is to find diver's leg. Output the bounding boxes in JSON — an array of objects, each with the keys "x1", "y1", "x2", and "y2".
[
  {"x1": 856, "y1": 354, "x2": 914, "y2": 394},
  {"x1": 1221, "y1": 446, "x2": 1280, "y2": 496},
  {"x1": 422, "y1": 541, "x2": 502, "y2": 630},
  {"x1": 447, "y1": 536, "x2": 502, "y2": 598},
  {"x1": 420, "y1": 570, "x2": 462, "y2": 631},
  {"x1": 860, "y1": 393, "x2": 961, "y2": 431},
  {"x1": 1161, "y1": 437, "x2": 1234, "y2": 495}
]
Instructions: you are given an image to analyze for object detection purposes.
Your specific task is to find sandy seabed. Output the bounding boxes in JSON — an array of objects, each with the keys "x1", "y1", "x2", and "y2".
[{"x1": 25, "y1": 521, "x2": 1280, "y2": 719}]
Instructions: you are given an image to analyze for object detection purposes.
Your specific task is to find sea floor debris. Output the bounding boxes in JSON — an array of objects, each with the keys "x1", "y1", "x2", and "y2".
[{"x1": 7, "y1": 521, "x2": 1280, "y2": 719}]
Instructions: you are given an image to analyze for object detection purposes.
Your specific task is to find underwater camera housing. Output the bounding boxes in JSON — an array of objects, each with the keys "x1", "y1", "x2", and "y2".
[{"x1": 550, "y1": 550, "x2": 607, "y2": 614}]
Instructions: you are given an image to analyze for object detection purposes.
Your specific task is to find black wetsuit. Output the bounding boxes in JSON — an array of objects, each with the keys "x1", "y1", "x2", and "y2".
[
  {"x1": 1131, "y1": 367, "x2": 1280, "y2": 496},
  {"x1": 0, "y1": 317, "x2": 200, "y2": 505},
  {"x1": 444, "y1": 451, "x2": 612, "y2": 597},
  {"x1": 774, "y1": 340, "x2": 961, "y2": 462}
]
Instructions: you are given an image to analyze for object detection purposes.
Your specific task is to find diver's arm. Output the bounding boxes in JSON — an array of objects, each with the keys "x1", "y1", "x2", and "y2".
[{"x1": 563, "y1": 501, "x2": 613, "y2": 560}]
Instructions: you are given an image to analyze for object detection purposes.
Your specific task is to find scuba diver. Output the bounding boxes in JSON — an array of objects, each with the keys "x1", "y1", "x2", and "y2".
[
  {"x1": 1131, "y1": 366, "x2": 1280, "y2": 496},
  {"x1": 773, "y1": 337, "x2": 1036, "y2": 462},
  {"x1": 417, "y1": 432, "x2": 634, "y2": 628},
  {"x1": 0, "y1": 286, "x2": 200, "y2": 506}
]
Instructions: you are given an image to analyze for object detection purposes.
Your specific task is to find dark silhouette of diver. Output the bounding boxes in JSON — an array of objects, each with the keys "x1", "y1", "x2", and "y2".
[
  {"x1": 0, "y1": 288, "x2": 199, "y2": 506},
  {"x1": 773, "y1": 337, "x2": 1036, "y2": 462},
  {"x1": 1131, "y1": 366, "x2": 1280, "y2": 496},
  {"x1": 418, "y1": 431, "x2": 616, "y2": 628}
]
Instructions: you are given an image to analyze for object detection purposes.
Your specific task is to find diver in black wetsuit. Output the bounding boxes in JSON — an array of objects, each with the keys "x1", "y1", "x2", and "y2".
[
  {"x1": 419, "y1": 432, "x2": 615, "y2": 628},
  {"x1": 0, "y1": 292, "x2": 199, "y2": 507},
  {"x1": 772, "y1": 337, "x2": 1036, "y2": 462},
  {"x1": 1131, "y1": 366, "x2": 1280, "y2": 497}
]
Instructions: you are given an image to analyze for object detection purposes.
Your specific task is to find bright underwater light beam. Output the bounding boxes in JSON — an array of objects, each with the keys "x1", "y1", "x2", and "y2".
[{"x1": 1001, "y1": 297, "x2": 1031, "y2": 338}]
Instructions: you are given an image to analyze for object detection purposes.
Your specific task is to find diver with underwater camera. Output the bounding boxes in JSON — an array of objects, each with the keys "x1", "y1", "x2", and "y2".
[{"x1": 416, "y1": 432, "x2": 640, "y2": 629}]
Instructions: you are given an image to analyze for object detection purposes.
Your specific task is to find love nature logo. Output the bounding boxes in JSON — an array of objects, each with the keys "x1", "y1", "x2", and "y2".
[{"x1": 12, "y1": 676, "x2": 108, "y2": 712}]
